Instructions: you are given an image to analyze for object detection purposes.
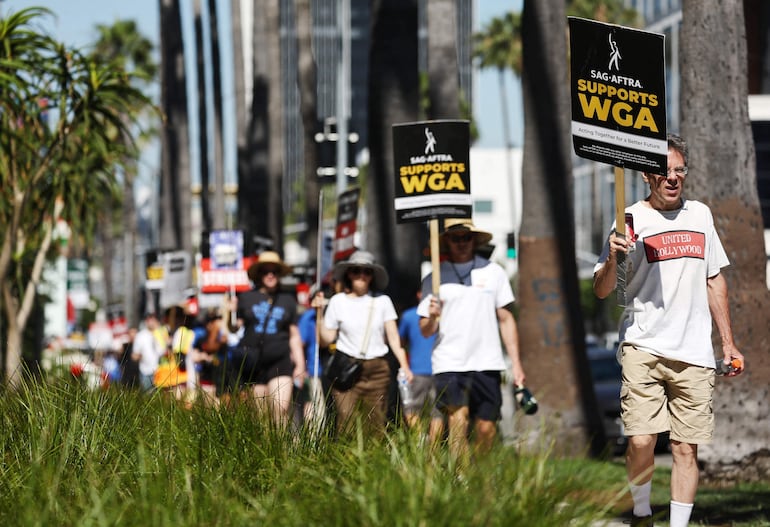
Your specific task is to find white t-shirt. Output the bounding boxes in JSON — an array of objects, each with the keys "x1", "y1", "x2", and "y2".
[
  {"x1": 594, "y1": 199, "x2": 729, "y2": 368},
  {"x1": 134, "y1": 327, "x2": 165, "y2": 376},
  {"x1": 323, "y1": 293, "x2": 398, "y2": 359},
  {"x1": 417, "y1": 256, "x2": 514, "y2": 374}
]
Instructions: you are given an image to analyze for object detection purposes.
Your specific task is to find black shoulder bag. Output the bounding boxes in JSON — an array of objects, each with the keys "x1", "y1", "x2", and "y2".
[{"x1": 325, "y1": 298, "x2": 374, "y2": 391}]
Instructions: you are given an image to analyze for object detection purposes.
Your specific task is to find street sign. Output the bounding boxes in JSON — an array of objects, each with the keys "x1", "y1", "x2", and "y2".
[{"x1": 334, "y1": 187, "x2": 360, "y2": 262}]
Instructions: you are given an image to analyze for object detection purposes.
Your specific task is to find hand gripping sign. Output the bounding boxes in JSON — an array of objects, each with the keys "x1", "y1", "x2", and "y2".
[{"x1": 392, "y1": 120, "x2": 471, "y2": 295}]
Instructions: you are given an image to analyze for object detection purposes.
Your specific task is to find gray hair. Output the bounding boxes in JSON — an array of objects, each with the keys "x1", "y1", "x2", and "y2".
[{"x1": 667, "y1": 133, "x2": 688, "y2": 167}]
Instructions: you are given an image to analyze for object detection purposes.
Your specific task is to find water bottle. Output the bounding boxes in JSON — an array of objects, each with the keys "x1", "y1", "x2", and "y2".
[
  {"x1": 514, "y1": 384, "x2": 538, "y2": 415},
  {"x1": 397, "y1": 368, "x2": 412, "y2": 406},
  {"x1": 716, "y1": 358, "x2": 743, "y2": 376}
]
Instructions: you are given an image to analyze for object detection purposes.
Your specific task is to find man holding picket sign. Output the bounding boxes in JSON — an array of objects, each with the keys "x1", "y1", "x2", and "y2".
[
  {"x1": 392, "y1": 120, "x2": 527, "y2": 461},
  {"x1": 570, "y1": 18, "x2": 744, "y2": 527},
  {"x1": 417, "y1": 218, "x2": 526, "y2": 460}
]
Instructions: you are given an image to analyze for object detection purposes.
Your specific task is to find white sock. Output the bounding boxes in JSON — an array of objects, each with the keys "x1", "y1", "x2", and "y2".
[
  {"x1": 629, "y1": 480, "x2": 652, "y2": 517},
  {"x1": 669, "y1": 500, "x2": 694, "y2": 527}
]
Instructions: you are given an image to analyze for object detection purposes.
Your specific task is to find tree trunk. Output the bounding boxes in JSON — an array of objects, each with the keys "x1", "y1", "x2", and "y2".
[
  {"x1": 3, "y1": 199, "x2": 62, "y2": 387},
  {"x1": 244, "y1": 0, "x2": 283, "y2": 252},
  {"x1": 101, "y1": 199, "x2": 115, "y2": 308},
  {"x1": 208, "y1": 0, "x2": 227, "y2": 230},
  {"x1": 517, "y1": 0, "x2": 605, "y2": 456},
  {"x1": 295, "y1": 0, "x2": 320, "y2": 267},
  {"x1": 194, "y1": 0, "x2": 212, "y2": 235},
  {"x1": 159, "y1": 0, "x2": 192, "y2": 254},
  {"x1": 265, "y1": 0, "x2": 284, "y2": 251},
  {"x1": 680, "y1": 0, "x2": 770, "y2": 481},
  {"x1": 123, "y1": 161, "x2": 139, "y2": 327},
  {"x1": 426, "y1": 0, "x2": 460, "y2": 119},
  {"x1": 367, "y1": 0, "x2": 424, "y2": 312},
  {"x1": 230, "y1": 0, "x2": 247, "y2": 163}
]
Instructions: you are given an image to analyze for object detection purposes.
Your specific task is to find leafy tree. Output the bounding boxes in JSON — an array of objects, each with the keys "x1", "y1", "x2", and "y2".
[
  {"x1": 0, "y1": 7, "x2": 154, "y2": 387},
  {"x1": 679, "y1": 0, "x2": 770, "y2": 480}
]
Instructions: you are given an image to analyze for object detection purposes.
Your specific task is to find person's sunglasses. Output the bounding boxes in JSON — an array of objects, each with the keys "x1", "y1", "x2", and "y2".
[
  {"x1": 260, "y1": 266, "x2": 281, "y2": 276},
  {"x1": 447, "y1": 232, "x2": 473, "y2": 243},
  {"x1": 349, "y1": 266, "x2": 373, "y2": 277}
]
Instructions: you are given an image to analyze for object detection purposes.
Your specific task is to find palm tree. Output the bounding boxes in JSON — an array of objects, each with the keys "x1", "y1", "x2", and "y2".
[
  {"x1": 207, "y1": 0, "x2": 226, "y2": 230},
  {"x1": 473, "y1": 11, "x2": 521, "y2": 152},
  {"x1": 679, "y1": 0, "x2": 770, "y2": 478},
  {"x1": 426, "y1": 0, "x2": 461, "y2": 119},
  {"x1": 0, "y1": 8, "x2": 154, "y2": 386},
  {"x1": 516, "y1": 0, "x2": 605, "y2": 455},
  {"x1": 91, "y1": 19, "x2": 158, "y2": 328},
  {"x1": 194, "y1": 0, "x2": 212, "y2": 235},
  {"x1": 294, "y1": 0, "x2": 321, "y2": 267},
  {"x1": 230, "y1": 0, "x2": 248, "y2": 178},
  {"x1": 473, "y1": 12, "x2": 521, "y2": 232},
  {"x1": 472, "y1": 0, "x2": 641, "y2": 455},
  {"x1": 239, "y1": 0, "x2": 283, "y2": 252},
  {"x1": 366, "y1": 0, "x2": 423, "y2": 311},
  {"x1": 158, "y1": 0, "x2": 192, "y2": 255}
]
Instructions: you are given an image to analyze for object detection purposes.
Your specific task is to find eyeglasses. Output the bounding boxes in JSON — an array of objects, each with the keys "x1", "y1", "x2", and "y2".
[
  {"x1": 666, "y1": 166, "x2": 688, "y2": 177},
  {"x1": 260, "y1": 266, "x2": 280, "y2": 276},
  {"x1": 446, "y1": 232, "x2": 473, "y2": 243},
  {"x1": 348, "y1": 266, "x2": 373, "y2": 277}
]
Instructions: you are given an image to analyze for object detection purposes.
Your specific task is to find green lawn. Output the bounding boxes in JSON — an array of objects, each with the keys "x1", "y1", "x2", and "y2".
[{"x1": 0, "y1": 380, "x2": 767, "y2": 526}]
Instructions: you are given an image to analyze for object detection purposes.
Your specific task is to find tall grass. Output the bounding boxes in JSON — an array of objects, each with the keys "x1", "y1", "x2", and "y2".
[{"x1": 4, "y1": 380, "x2": 766, "y2": 526}]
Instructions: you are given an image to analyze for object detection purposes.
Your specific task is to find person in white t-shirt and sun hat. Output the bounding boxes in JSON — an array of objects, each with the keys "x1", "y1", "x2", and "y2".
[
  {"x1": 417, "y1": 218, "x2": 527, "y2": 462},
  {"x1": 593, "y1": 133, "x2": 744, "y2": 527}
]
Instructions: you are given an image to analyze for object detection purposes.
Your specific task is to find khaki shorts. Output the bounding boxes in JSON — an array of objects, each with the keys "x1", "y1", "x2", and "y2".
[{"x1": 620, "y1": 343, "x2": 715, "y2": 444}]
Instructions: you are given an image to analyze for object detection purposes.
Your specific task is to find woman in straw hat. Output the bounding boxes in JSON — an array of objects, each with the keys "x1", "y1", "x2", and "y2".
[
  {"x1": 418, "y1": 218, "x2": 527, "y2": 459},
  {"x1": 229, "y1": 251, "x2": 305, "y2": 426},
  {"x1": 313, "y1": 250, "x2": 412, "y2": 435}
]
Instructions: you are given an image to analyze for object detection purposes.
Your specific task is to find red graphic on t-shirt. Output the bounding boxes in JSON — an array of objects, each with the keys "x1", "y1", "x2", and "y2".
[{"x1": 644, "y1": 230, "x2": 705, "y2": 262}]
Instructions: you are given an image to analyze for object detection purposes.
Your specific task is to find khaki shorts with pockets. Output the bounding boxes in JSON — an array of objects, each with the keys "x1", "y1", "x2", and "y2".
[{"x1": 620, "y1": 343, "x2": 715, "y2": 444}]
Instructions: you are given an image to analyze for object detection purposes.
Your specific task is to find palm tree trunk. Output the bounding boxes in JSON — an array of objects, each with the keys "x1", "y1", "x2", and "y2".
[
  {"x1": 194, "y1": 0, "x2": 212, "y2": 234},
  {"x1": 230, "y1": 0, "x2": 247, "y2": 159},
  {"x1": 680, "y1": 0, "x2": 770, "y2": 480},
  {"x1": 426, "y1": 0, "x2": 459, "y2": 119},
  {"x1": 517, "y1": 0, "x2": 604, "y2": 456},
  {"x1": 367, "y1": 0, "x2": 424, "y2": 311},
  {"x1": 295, "y1": 0, "x2": 320, "y2": 266},
  {"x1": 159, "y1": 0, "x2": 192, "y2": 254},
  {"x1": 123, "y1": 161, "x2": 139, "y2": 327},
  {"x1": 244, "y1": 0, "x2": 283, "y2": 251},
  {"x1": 208, "y1": 0, "x2": 226, "y2": 230}
]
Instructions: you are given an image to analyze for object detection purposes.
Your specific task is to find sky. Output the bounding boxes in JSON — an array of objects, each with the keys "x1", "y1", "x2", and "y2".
[{"x1": 6, "y1": 0, "x2": 523, "y2": 187}]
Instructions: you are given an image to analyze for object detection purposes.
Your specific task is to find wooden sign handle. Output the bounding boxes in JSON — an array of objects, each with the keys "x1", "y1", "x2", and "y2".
[
  {"x1": 430, "y1": 219, "x2": 440, "y2": 296},
  {"x1": 614, "y1": 166, "x2": 625, "y2": 238}
]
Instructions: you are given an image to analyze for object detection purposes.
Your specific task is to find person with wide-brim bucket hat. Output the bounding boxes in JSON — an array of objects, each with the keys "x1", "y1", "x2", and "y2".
[{"x1": 312, "y1": 250, "x2": 412, "y2": 436}]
